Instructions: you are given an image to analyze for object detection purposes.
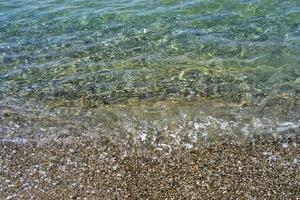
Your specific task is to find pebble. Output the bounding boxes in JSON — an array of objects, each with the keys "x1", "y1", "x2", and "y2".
[{"x1": 0, "y1": 135, "x2": 299, "y2": 199}]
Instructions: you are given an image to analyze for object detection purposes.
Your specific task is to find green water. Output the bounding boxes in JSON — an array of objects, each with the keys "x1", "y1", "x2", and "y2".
[{"x1": 0, "y1": 0, "x2": 299, "y2": 147}]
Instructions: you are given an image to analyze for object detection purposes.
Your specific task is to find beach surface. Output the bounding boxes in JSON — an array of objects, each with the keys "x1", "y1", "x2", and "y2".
[{"x1": 1, "y1": 134, "x2": 300, "y2": 199}]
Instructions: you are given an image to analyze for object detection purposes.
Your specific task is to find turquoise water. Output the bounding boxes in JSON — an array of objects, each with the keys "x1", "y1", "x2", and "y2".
[{"x1": 0, "y1": 0, "x2": 300, "y2": 146}]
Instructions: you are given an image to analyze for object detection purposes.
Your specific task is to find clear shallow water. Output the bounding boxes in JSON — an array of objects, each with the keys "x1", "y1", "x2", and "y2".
[{"x1": 0, "y1": 0, "x2": 300, "y2": 146}]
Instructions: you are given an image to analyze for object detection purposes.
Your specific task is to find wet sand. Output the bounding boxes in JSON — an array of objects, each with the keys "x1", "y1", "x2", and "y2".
[{"x1": 1, "y1": 134, "x2": 299, "y2": 199}]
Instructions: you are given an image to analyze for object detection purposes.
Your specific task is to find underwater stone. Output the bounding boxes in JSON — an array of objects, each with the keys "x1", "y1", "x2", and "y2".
[
  {"x1": 267, "y1": 72, "x2": 294, "y2": 84},
  {"x1": 259, "y1": 93, "x2": 296, "y2": 116},
  {"x1": 3, "y1": 56, "x2": 13, "y2": 64}
]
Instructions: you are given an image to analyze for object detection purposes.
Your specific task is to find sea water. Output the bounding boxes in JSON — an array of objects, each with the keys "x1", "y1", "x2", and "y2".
[{"x1": 0, "y1": 0, "x2": 299, "y2": 148}]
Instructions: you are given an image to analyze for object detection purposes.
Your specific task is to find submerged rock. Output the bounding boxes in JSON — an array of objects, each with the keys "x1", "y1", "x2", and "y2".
[
  {"x1": 267, "y1": 71, "x2": 294, "y2": 84},
  {"x1": 259, "y1": 93, "x2": 296, "y2": 117}
]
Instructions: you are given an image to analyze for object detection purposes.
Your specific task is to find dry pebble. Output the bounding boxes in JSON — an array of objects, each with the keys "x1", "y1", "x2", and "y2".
[{"x1": 0, "y1": 135, "x2": 300, "y2": 199}]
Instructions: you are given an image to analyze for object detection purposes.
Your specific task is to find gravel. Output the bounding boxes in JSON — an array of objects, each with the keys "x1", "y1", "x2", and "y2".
[{"x1": 1, "y1": 134, "x2": 299, "y2": 199}]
